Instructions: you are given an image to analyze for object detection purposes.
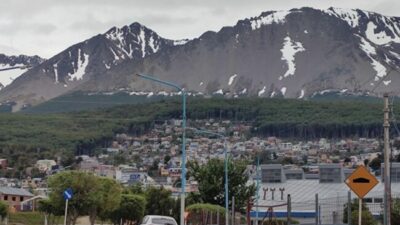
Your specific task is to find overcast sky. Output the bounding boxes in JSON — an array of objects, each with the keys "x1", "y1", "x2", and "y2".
[{"x1": 1, "y1": 0, "x2": 399, "y2": 58}]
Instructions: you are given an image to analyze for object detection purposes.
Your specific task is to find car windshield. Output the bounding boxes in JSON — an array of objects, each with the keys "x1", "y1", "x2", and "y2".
[{"x1": 151, "y1": 218, "x2": 177, "y2": 225}]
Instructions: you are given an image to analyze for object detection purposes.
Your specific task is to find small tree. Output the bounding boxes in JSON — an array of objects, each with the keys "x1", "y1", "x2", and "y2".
[
  {"x1": 351, "y1": 210, "x2": 376, "y2": 225},
  {"x1": 38, "y1": 199, "x2": 64, "y2": 225},
  {"x1": 0, "y1": 201, "x2": 8, "y2": 220},
  {"x1": 392, "y1": 198, "x2": 400, "y2": 222},
  {"x1": 47, "y1": 171, "x2": 102, "y2": 225},
  {"x1": 343, "y1": 199, "x2": 376, "y2": 225},
  {"x1": 109, "y1": 194, "x2": 146, "y2": 225},
  {"x1": 188, "y1": 159, "x2": 256, "y2": 211},
  {"x1": 186, "y1": 203, "x2": 225, "y2": 225},
  {"x1": 89, "y1": 178, "x2": 122, "y2": 225},
  {"x1": 145, "y1": 186, "x2": 175, "y2": 216}
]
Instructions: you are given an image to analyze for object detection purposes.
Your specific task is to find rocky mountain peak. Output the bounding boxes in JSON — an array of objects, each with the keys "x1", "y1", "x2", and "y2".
[
  {"x1": 0, "y1": 54, "x2": 45, "y2": 89},
  {"x1": 1, "y1": 7, "x2": 400, "y2": 111}
]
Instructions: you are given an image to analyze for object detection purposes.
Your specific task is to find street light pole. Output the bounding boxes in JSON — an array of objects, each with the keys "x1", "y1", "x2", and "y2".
[
  {"x1": 188, "y1": 128, "x2": 229, "y2": 225},
  {"x1": 224, "y1": 137, "x2": 229, "y2": 225},
  {"x1": 136, "y1": 74, "x2": 187, "y2": 225}
]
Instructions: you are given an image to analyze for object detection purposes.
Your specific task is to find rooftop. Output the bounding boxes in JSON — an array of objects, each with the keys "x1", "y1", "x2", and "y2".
[{"x1": 0, "y1": 187, "x2": 34, "y2": 197}]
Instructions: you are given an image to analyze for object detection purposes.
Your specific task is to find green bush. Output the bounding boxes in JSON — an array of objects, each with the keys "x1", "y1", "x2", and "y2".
[
  {"x1": 0, "y1": 201, "x2": 7, "y2": 219},
  {"x1": 351, "y1": 210, "x2": 377, "y2": 225}
]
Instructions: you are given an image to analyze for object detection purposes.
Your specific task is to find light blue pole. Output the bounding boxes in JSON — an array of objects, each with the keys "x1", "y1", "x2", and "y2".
[
  {"x1": 189, "y1": 128, "x2": 229, "y2": 225},
  {"x1": 224, "y1": 139, "x2": 229, "y2": 225},
  {"x1": 136, "y1": 74, "x2": 186, "y2": 225}
]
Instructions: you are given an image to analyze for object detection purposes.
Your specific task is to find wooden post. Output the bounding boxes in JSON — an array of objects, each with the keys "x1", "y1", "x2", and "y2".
[
  {"x1": 347, "y1": 192, "x2": 351, "y2": 225},
  {"x1": 315, "y1": 194, "x2": 318, "y2": 225},
  {"x1": 287, "y1": 194, "x2": 291, "y2": 225}
]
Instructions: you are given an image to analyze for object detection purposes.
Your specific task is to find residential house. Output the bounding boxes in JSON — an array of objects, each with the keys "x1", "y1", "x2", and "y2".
[{"x1": 0, "y1": 187, "x2": 34, "y2": 211}]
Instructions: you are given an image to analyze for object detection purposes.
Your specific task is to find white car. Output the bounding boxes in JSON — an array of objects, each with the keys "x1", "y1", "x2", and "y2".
[{"x1": 141, "y1": 215, "x2": 178, "y2": 225}]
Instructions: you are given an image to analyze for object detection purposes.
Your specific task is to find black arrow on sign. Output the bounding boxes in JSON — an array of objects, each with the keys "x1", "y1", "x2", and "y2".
[{"x1": 353, "y1": 177, "x2": 370, "y2": 183}]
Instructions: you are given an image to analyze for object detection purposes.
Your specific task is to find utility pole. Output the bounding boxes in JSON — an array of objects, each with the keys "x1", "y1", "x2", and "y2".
[
  {"x1": 256, "y1": 155, "x2": 260, "y2": 225},
  {"x1": 383, "y1": 93, "x2": 391, "y2": 225}
]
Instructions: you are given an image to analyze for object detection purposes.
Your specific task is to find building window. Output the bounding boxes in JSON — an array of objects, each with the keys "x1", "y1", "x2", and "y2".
[
  {"x1": 364, "y1": 198, "x2": 373, "y2": 203},
  {"x1": 20, "y1": 196, "x2": 24, "y2": 201},
  {"x1": 12, "y1": 196, "x2": 16, "y2": 201},
  {"x1": 4, "y1": 195, "x2": 7, "y2": 201}
]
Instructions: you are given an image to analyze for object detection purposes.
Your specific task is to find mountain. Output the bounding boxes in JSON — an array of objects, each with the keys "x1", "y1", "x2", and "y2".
[
  {"x1": 0, "y1": 54, "x2": 44, "y2": 90},
  {"x1": 1, "y1": 7, "x2": 400, "y2": 110},
  {"x1": 120, "y1": 7, "x2": 400, "y2": 98},
  {"x1": 0, "y1": 23, "x2": 187, "y2": 110}
]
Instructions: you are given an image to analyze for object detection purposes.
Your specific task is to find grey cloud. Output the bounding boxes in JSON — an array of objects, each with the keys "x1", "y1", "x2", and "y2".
[
  {"x1": 373, "y1": 1, "x2": 400, "y2": 17},
  {"x1": 136, "y1": 14, "x2": 197, "y2": 26},
  {"x1": 0, "y1": 0, "x2": 399, "y2": 58},
  {"x1": 0, "y1": 22, "x2": 56, "y2": 35},
  {"x1": 0, "y1": 44, "x2": 21, "y2": 56}
]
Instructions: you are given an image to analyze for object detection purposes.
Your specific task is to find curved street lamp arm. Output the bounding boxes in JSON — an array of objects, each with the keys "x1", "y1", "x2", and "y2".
[{"x1": 135, "y1": 73, "x2": 184, "y2": 92}]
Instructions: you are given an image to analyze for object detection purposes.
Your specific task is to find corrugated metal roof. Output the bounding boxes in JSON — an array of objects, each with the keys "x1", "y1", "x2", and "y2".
[{"x1": 0, "y1": 187, "x2": 34, "y2": 197}]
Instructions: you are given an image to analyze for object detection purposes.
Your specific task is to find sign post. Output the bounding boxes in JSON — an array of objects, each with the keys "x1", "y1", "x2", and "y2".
[
  {"x1": 63, "y1": 188, "x2": 73, "y2": 225},
  {"x1": 345, "y1": 166, "x2": 378, "y2": 225}
]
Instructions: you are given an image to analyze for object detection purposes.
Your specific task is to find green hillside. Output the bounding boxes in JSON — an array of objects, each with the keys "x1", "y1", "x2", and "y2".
[
  {"x1": 0, "y1": 97, "x2": 397, "y2": 171},
  {"x1": 22, "y1": 91, "x2": 167, "y2": 113}
]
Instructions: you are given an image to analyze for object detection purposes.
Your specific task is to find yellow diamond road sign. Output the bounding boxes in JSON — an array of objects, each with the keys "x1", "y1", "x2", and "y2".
[{"x1": 345, "y1": 165, "x2": 379, "y2": 199}]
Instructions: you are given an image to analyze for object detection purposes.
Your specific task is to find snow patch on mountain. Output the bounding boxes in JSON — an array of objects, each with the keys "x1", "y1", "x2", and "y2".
[
  {"x1": 298, "y1": 89, "x2": 305, "y2": 99},
  {"x1": 157, "y1": 91, "x2": 169, "y2": 96},
  {"x1": 383, "y1": 80, "x2": 392, "y2": 85},
  {"x1": 139, "y1": 27, "x2": 147, "y2": 57},
  {"x1": 281, "y1": 87, "x2": 287, "y2": 96},
  {"x1": 258, "y1": 86, "x2": 266, "y2": 96},
  {"x1": 106, "y1": 27, "x2": 133, "y2": 59},
  {"x1": 365, "y1": 21, "x2": 400, "y2": 45},
  {"x1": 53, "y1": 64, "x2": 59, "y2": 84},
  {"x1": 0, "y1": 63, "x2": 28, "y2": 88},
  {"x1": 109, "y1": 47, "x2": 120, "y2": 62},
  {"x1": 149, "y1": 35, "x2": 159, "y2": 53},
  {"x1": 173, "y1": 39, "x2": 190, "y2": 46},
  {"x1": 389, "y1": 51, "x2": 400, "y2": 59},
  {"x1": 250, "y1": 10, "x2": 291, "y2": 30},
  {"x1": 228, "y1": 74, "x2": 237, "y2": 86},
  {"x1": 280, "y1": 36, "x2": 305, "y2": 78},
  {"x1": 69, "y1": 50, "x2": 89, "y2": 81},
  {"x1": 323, "y1": 8, "x2": 360, "y2": 28},
  {"x1": 214, "y1": 89, "x2": 224, "y2": 95},
  {"x1": 358, "y1": 36, "x2": 387, "y2": 81}
]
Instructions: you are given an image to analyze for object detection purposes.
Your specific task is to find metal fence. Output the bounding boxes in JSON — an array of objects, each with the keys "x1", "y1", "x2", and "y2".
[{"x1": 187, "y1": 193, "x2": 400, "y2": 225}]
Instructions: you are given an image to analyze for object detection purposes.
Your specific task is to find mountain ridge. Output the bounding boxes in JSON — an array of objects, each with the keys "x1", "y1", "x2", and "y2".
[
  {"x1": 1, "y1": 7, "x2": 400, "y2": 111},
  {"x1": 0, "y1": 53, "x2": 45, "y2": 90}
]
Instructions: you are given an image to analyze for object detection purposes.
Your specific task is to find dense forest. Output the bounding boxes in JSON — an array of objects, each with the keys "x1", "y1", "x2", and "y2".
[{"x1": 0, "y1": 97, "x2": 398, "y2": 169}]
